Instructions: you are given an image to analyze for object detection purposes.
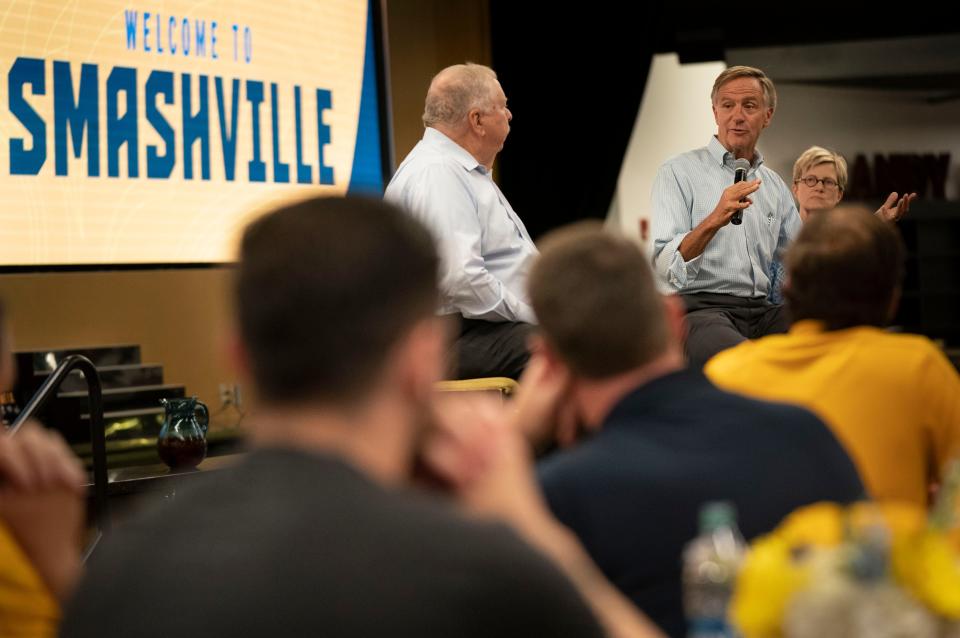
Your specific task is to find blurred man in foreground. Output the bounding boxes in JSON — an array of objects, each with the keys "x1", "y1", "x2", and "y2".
[
  {"x1": 525, "y1": 222, "x2": 864, "y2": 637},
  {"x1": 62, "y1": 198, "x2": 661, "y2": 638}
]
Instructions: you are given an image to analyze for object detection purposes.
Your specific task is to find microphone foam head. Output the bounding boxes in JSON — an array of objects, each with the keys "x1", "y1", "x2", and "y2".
[{"x1": 733, "y1": 158, "x2": 751, "y2": 172}]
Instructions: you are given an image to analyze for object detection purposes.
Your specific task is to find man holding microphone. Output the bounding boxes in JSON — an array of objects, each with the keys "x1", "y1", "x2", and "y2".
[{"x1": 651, "y1": 66, "x2": 800, "y2": 367}]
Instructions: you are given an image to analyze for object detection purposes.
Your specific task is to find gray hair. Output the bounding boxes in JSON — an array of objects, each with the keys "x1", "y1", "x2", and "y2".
[
  {"x1": 422, "y1": 63, "x2": 499, "y2": 128},
  {"x1": 711, "y1": 65, "x2": 777, "y2": 111}
]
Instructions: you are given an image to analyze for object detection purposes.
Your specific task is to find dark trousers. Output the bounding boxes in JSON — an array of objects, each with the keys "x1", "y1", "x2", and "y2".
[
  {"x1": 681, "y1": 293, "x2": 789, "y2": 369},
  {"x1": 451, "y1": 317, "x2": 533, "y2": 380}
]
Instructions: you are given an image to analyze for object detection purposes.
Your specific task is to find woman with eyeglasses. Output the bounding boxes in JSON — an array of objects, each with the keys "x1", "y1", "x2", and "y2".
[
  {"x1": 791, "y1": 146, "x2": 917, "y2": 222},
  {"x1": 769, "y1": 146, "x2": 918, "y2": 302}
]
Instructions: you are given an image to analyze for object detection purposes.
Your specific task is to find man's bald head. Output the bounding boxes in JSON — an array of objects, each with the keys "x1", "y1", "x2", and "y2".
[{"x1": 422, "y1": 63, "x2": 499, "y2": 129}]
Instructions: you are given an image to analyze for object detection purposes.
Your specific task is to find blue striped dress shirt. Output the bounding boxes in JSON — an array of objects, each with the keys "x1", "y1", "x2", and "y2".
[{"x1": 651, "y1": 136, "x2": 801, "y2": 299}]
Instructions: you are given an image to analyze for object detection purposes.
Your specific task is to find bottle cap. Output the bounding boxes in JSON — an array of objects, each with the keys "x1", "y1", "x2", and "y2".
[{"x1": 699, "y1": 501, "x2": 737, "y2": 533}]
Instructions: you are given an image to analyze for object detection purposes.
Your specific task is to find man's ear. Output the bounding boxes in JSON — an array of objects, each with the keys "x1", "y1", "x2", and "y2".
[
  {"x1": 762, "y1": 106, "x2": 774, "y2": 129},
  {"x1": 527, "y1": 332, "x2": 546, "y2": 358},
  {"x1": 225, "y1": 326, "x2": 251, "y2": 384},
  {"x1": 467, "y1": 107, "x2": 484, "y2": 136},
  {"x1": 527, "y1": 332, "x2": 567, "y2": 375},
  {"x1": 222, "y1": 326, "x2": 258, "y2": 407}
]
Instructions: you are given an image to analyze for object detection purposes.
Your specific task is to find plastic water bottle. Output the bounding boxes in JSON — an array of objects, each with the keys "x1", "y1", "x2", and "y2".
[{"x1": 682, "y1": 501, "x2": 747, "y2": 638}]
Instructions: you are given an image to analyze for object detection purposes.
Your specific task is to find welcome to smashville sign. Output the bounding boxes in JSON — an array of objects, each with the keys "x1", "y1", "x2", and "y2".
[{"x1": 0, "y1": 1, "x2": 384, "y2": 265}]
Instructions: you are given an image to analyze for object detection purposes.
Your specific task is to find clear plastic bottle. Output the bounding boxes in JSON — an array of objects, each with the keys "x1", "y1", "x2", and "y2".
[{"x1": 682, "y1": 501, "x2": 747, "y2": 638}]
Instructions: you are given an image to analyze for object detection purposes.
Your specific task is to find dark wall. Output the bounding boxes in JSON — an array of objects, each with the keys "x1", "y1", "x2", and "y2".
[
  {"x1": 488, "y1": 4, "x2": 960, "y2": 241},
  {"x1": 489, "y1": 5, "x2": 657, "y2": 240}
]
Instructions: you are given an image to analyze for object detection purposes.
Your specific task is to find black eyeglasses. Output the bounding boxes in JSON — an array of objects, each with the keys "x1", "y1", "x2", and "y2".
[{"x1": 795, "y1": 176, "x2": 840, "y2": 190}]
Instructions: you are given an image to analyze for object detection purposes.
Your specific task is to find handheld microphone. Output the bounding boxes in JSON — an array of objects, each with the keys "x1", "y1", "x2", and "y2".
[{"x1": 731, "y1": 158, "x2": 751, "y2": 226}]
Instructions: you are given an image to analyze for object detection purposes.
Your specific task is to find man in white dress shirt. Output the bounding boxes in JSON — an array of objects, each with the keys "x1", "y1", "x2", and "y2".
[{"x1": 385, "y1": 63, "x2": 537, "y2": 379}]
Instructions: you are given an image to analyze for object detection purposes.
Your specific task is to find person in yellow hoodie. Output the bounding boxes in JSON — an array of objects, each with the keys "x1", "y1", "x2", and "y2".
[
  {"x1": 706, "y1": 206, "x2": 960, "y2": 507},
  {"x1": 0, "y1": 301, "x2": 86, "y2": 637}
]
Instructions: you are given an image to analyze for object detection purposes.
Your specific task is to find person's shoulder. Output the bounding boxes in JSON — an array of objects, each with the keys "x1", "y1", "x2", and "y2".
[
  {"x1": 537, "y1": 438, "x2": 615, "y2": 491},
  {"x1": 661, "y1": 145, "x2": 711, "y2": 170},
  {"x1": 704, "y1": 337, "x2": 765, "y2": 377},
  {"x1": 758, "y1": 162, "x2": 789, "y2": 182},
  {"x1": 736, "y1": 391, "x2": 820, "y2": 426},
  {"x1": 383, "y1": 487, "x2": 536, "y2": 559},
  {"x1": 60, "y1": 473, "x2": 238, "y2": 631},
  {"x1": 858, "y1": 329, "x2": 960, "y2": 379},
  {"x1": 385, "y1": 157, "x2": 476, "y2": 217},
  {"x1": 713, "y1": 382, "x2": 838, "y2": 449},
  {"x1": 384, "y1": 491, "x2": 529, "y2": 570},
  {"x1": 705, "y1": 328, "x2": 804, "y2": 369},
  {"x1": 459, "y1": 521, "x2": 604, "y2": 636},
  {"x1": 814, "y1": 327, "x2": 949, "y2": 375},
  {"x1": 724, "y1": 389, "x2": 861, "y2": 484},
  {"x1": 857, "y1": 328, "x2": 943, "y2": 354},
  {"x1": 389, "y1": 138, "x2": 469, "y2": 182},
  {"x1": 695, "y1": 383, "x2": 842, "y2": 467},
  {"x1": 537, "y1": 385, "x2": 712, "y2": 489},
  {"x1": 692, "y1": 371, "x2": 817, "y2": 425},
  {"x1": 383, "y1": 491, "x2": 604, "y2": 636},
  {"x1": 756, "y1": 162, "x2": 793, "y2": 196},
  {"x1": 394, "y1": 149, "x2": 466, "y2": 183}
]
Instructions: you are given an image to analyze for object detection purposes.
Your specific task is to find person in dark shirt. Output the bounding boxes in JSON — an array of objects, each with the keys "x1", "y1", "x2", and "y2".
[
  {"x1": 63, "y1": 446, "x2": 603, "y2": 638},
  {"x1": 522, "y1": 222, "x2": 865, "y2": 638},
  {"x1": 61, "y1": 197, "x2": 660, "y2": 638}
]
